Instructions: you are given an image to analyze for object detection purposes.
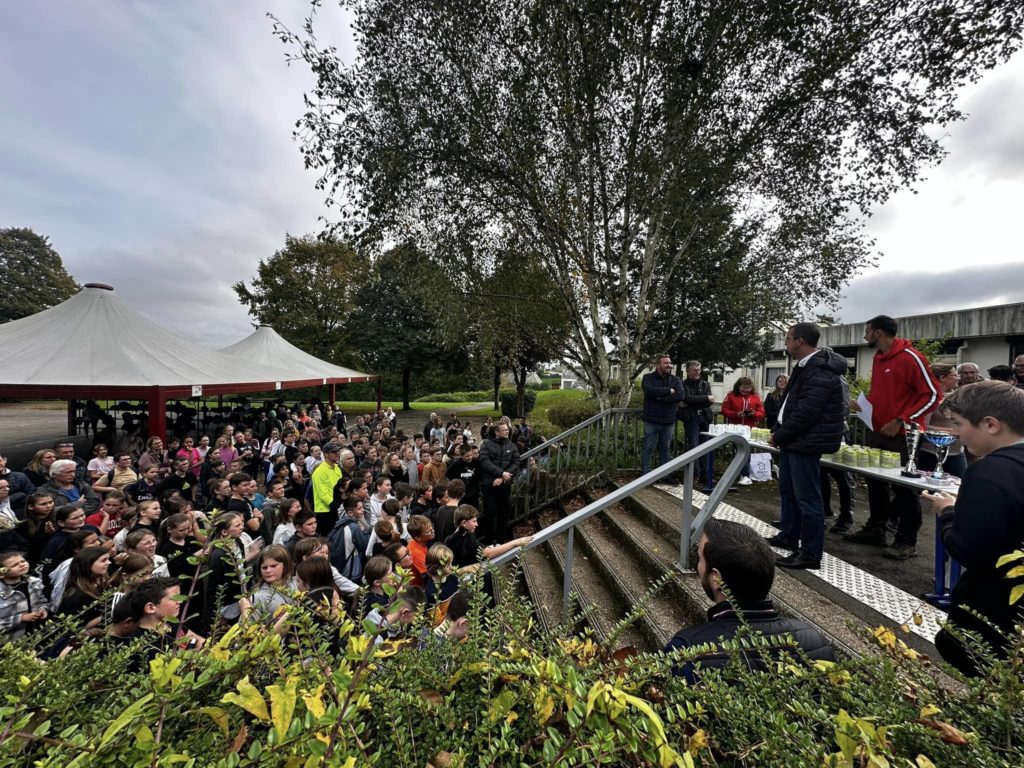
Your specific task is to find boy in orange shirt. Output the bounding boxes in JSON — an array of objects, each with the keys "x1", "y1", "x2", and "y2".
[{"x1": 406, "y1": 514, "x2": 435, "y2": 587}]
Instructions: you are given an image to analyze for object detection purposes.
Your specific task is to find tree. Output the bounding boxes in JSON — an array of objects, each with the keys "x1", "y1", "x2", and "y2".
[
  {"x1": 345, "y1": 244, "x2": 463, "y2": 410},
  {"x1": 274, "y1": 1, "x2": 1023, "y2": 407},
  {"x1": 233, "y1": 234, "x2": 368, "y2": 366},
  {"x1": 0, "y1": 227, "x2": 79, "y2": 323}
]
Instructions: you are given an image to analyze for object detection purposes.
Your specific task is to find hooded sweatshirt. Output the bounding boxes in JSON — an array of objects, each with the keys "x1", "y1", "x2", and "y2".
[{"x1": 867, "y1": 338, "x2": 941, "y2": 433}]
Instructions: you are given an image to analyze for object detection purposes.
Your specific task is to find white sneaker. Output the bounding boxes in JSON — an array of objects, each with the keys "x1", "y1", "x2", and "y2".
[{"x1": 738, "y1": 476, "x2": 753, "y2": 486}]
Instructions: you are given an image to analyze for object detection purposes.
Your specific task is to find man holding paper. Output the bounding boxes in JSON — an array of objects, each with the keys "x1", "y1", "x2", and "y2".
[{"x1": 844, "y1": 314, "x2": 942, "y2": 560}]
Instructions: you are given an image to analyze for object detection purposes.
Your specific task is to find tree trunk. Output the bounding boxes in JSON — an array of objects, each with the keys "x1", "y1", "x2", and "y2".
[
  {"x1": 492, "y1": 365, "x2": 502, "y2": 411},
  {"x1": 513, "y1": 366, "x2": 527, "y2": 418},
  {"x1": 401, "y1": 366, "x2": 412, "y2": 411}
]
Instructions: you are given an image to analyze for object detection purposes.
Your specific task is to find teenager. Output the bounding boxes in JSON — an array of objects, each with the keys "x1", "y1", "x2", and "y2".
[
  {"x1": 201, "y1": 513, "x2": 260, "y2": 633},
  {"x1": 361, "y1": 554, "x2": 395, "y2": 617},
  {"x1": 424, "y1": 543, "x2": 460, "y2": 614},
  {"x1": 84, "y1": 489, "x2": 129, "y2": 538},
  {"x1": 406, "y1": 515, "x2": 435, "y2": 587},
  {"x1": 272, "y1": 498, "x2": 303, "y2": 546},
  {"x1": 444, "y1": 505, "x2": 532, "y2": 570},
  {"x1": 0, "y1": 550, "x2": 48, "y2": 641},
  {"x1": 47, "y1": 529, "x2": 102, "y2": 611},
  {"x1": 920, "y1": 381, "x2": 1024, "y2": 676},
  {"x1": 367, "y1": 476, "x2": 394, "y2": 528},
  {"x1": 55, "y1": 546, "x2": 112, "y2": 630},
  {"x1": 125, "y1": 465, "x2": 162, "y2": 505},
  {"x1": 284, "y1": 511, "x2": 320, "y2": 556},
  {"x1": 364, "y1": 586, "x2": 425, "y2": 645},
  {"x1": 113, "y1": 499, "x2": 162, "y2": 551},
  {"x1": 123, "y1": 529, "x2": 169, "y2": 577},
  {"x1": 245, "y1": 545, "x2": 295, "y2": 622}
]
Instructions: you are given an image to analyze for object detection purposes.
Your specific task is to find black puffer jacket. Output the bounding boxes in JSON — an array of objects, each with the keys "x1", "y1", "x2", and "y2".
[
  {"x1": 478, "y1": 436, "x2": 521, "y2": 482},
  {"x1": 771, "y1": 349, "x2": 847, "y2": 455},
  {"x1": 641, "y1": 370, "x2": 686, "y2": 424},
  {"x1": 664, "y1": 600, "x2": 835, "y2": 683}
]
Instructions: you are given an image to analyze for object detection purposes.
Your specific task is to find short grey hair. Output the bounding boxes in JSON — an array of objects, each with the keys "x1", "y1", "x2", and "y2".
[
  {"x1": 957, "y1": 362, "x2": 980, "y2": 374},
  {"x1": 685, "y1": 360, "x2": 702, "y2": 370},
  {"x1": 50, "y1": 459, "x2": 78, "y2": 477}
]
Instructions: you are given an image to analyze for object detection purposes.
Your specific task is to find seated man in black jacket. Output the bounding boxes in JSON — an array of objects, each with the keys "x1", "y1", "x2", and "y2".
[
  {"x1": 664, "y1": 518, "x2": 834, "y2": 683},
  {"x1": 920, "y1": 380, "x2": 1024, "y2": 677}
]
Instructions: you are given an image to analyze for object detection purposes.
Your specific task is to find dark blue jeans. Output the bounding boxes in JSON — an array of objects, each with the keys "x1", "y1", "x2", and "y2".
[
  {"x1": 642, "y1": 421, "x2": 675, "y2": 474},
  {"x1": 778, "y1": 450, "x2": 825, "y2": 561}
]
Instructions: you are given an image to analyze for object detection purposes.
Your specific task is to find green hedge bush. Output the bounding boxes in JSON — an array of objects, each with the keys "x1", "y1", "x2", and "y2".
[
  {"x1": 547, "y1": 397, "x2": 601, "y2": 429},
  {"x1": 499, "y1": 389, "x2": 537, "y2": 417},
  {"x1": 2, "y1": 569, "x2": 1022, "y2": 767},
  {"x1": 414, "y1": 389, "x2": 496, "y2": 403}
]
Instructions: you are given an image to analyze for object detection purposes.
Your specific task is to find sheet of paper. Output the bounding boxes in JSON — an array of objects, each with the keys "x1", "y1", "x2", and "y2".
[{"x1": 855, "y1": 392, "x2": 873, "y2": 431}]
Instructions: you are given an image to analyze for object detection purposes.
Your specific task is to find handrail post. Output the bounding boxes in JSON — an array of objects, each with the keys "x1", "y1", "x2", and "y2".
[
  {"x1": 679, "y1": 461, "x2": 694, "y2": 570},
  {"x1": 563, "y1": 527, "x2": 574, "y2": 619}
]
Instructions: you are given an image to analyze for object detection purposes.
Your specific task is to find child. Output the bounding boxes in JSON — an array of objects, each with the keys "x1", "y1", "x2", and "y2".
[
  {"x1": 424, "y1": 542, "x2": 460, "y2": 615},
  {"x1": 0, "y1": 550, "x2": 47, "y2": 641},
  {"x1": 445, "y1": 505, "x2": 533, "y2": 570},
  {"x1": 433, "y1": 589, "x2": 471, "y2": 642},
  {"x1": 273, "y1": 498, "x2": 302, "y2": 546},
  {"x1": 85, "y1": 489, "x2": 129, "y2": 538},
  {"x1": 246, "y1": 545, "x2": 295, "y2": 622},
  {"x1": 361, "y1": 554, "x2": 395, "y2": 617},
  {"x1": 284, "y1": 511, "x2": 320, "y2": 557},
  {"x1": 364, "y1": 586, "x2": 425, "y2": 645},
  {"x1": 124, "y1": 529, "x2": 170, "y2": 577},
  {"x1": 368, "y1": 476, "x2": 394, "y2": 528},
  {"x1": 919, "y1": 381, "x2": 1024, "y2": 676},
  {"x1": 113, "y1": 499, "x2": 162, "y2": 551},
  {"x1": 366, "y1": 518, "x2": 401, "y2": 559},
  {"x1": 434, "y1": 480, "x2": 464, "y2": 544},
  {"x1": 410, "y1": 481, "x2": 433, "y2": 519},
  {"x1": 406, "y1": 515, "x2": 435, "y2": 587}
]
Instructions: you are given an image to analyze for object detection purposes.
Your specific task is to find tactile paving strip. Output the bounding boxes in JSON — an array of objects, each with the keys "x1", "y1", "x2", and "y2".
[{"x1": 654, "y1": 484, "x2": 945, "y2": 643}]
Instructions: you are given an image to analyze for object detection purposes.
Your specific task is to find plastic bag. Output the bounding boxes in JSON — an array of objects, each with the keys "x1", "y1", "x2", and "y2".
[{"x1": 748, "y1": 452, "x2": 773, "y2": 482}]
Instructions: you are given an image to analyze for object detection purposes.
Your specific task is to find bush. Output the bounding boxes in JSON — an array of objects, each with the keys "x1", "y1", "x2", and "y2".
[
  {"x1": 414, "y1": 389, "x2": 495, "y2": 403},
  {"x1": 500, "y1": 389, "x2": 537, "y2": 417},
  {"x1": 547, "y1": 396, "x2": 601, "y2": 429},
  {"x1": 2, "y1": 569, "x2": 1022, "y2": 767}
]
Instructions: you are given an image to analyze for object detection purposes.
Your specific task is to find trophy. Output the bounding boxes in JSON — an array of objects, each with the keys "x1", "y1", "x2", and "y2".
[
  {"x1": 900, "y1": 420, "x2": 922, "y2": 478},
  {"x1": 922, "y1": 431, "x2": 957, "y2": 486}
]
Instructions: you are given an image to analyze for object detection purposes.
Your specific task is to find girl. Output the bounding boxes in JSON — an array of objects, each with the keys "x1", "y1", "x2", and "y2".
[
  {"x1": 21, "y1": 491, "x2": 56, "y2": 568},
  {"x1": 292, "y1": 537, "x2": 360, "y2": 603},
  {"x1": 294, "y1": 557, "x2": 340, "y2": 617},
  {"x1": 763, "y1": 374, "x2": 788, "y2": 430},
  {"x1": 124, "y1": 529, "x2": 169, "y2": 577},
  {"x1": 360, "y1": 554, "x2": 394, "y2": 617},
  {"x1": 213, "y1": 435, "x2": 238, "y2": 469},
  {"x1": 195, "y1": 435, "x2": 211, "y2": 463},
  {"x1": 86, "y1": 444, "x2": 114, "y2": 483},
  {"x1": 424, "y1": 542, "x2": 460, "y2": 615},
  {"x1": 201, "y1": 512, "x2": 260, "y2": 633},
  {"x1": 722, "y1": 377, "x2": 766, "y2": 428},
  {"x1": 366, "y1": 517, "x2": 401, "y2": 558},
  {"x1": 113, "y1": 499, "x2": 162, "y2": 551},
  {"x1": 110, "y1": 553, "x2": 155, "y2": 610},
  {"x1": 0, "y1": 550, "x2": 47, "y2": 641},
  {"x1": 47, "y1": 529, "x2": 102, "y2": 611},
  {"x1": 55, "y1": 546, "x2": 112, "y2": 630},
  {"x1": 176, "y1": 436, "x2": 202, "y2": 479},
  {"x1": 137, "y1": 436, "x2": 170, "y2": 478},
  {"x1": 23, "y1": 449, "x2": 56, "y2": 488},
  {"x1": 245, "y1": 545, "x2": 295, "y2": 622},
  {"x1": 272, "y1": 498, "x2": 302, "y2": 546},
  {"x1": 382, "y1": 452, "x2": 408, "y2": 485}
]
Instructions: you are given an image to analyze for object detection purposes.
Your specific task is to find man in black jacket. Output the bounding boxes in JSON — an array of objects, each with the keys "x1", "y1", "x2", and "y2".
[
  {"x1": 678, "y1": 362, "x2": 715, "y2": 473},
  {"x1": 478, "y1": 422, "x2": 522, "y2": 543},
  {"x1": 768, "y1": 323, "x2": 847, "y2": 570},
  {"x1": 640, "y1": 355, "x2": 685, "y2": 474},
  {"x1": 664, "y1": 518, "x2": 834, "y2": 682},
  {"x1": 921, "y1": 380, "x2": 1024, "y2": 676}
]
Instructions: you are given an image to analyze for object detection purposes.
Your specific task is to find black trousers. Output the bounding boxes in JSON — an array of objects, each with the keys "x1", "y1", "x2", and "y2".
[
  {"x1": 820, "y1": 466, "x2": 853, "y2": 519},
  {"x1": 480, "y1": 483, "x2": 513, "y2": 543},
  {"x1": 864, "y1": 432, "x2": 920, "y2": 546}
]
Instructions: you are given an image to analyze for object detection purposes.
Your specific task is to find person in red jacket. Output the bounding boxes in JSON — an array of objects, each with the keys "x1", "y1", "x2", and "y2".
[
  {"x1": 845, "y1": 314, "x2": 942, "y2": 560},
  {"x1": 722, "y1": 378, "x2": 766, "y2": 427},
  {"x1": 721, "y1": 377, "x2": 766, "y2": 486}
]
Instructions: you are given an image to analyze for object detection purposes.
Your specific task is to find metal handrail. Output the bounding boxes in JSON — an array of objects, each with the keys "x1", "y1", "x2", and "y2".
[
  {"x1": 519, "y1": 407, "x2": 624, "y2": 461},
  {"x1": 493, "y1": 430, "x2": 751, "y2": 617}
]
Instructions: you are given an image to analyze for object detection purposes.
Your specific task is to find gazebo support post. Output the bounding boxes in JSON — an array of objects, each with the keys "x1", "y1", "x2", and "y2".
[
  {"x1": 328, "y1": 382, "x2": 336, "y2": 407},
  {"x1": 67, "y1": 399, "x2": 77, "y2": 438},
  {"x1": 148, "y1": 387, "x2": 167, "y2": 441},
  {"x1": 375, "y1": 377, "x2": 382, "y2": 411}
]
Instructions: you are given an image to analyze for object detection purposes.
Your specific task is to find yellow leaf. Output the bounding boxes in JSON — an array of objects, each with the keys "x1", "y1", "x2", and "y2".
[
  {"x1": 221, "y1": 677, "x2": 269, "y2": 722},
  {"x1": 301, "y1": 685, "x2": 327, "y2": 720},
  {"x1": 919, "y1": 704, "x2": 941, "y2": 718},
  {"x1": 267, "y1": 676, "x2": 299, "y2": 738},
  {"x1": 916, "y1": 755, "x2": 937, "y2": 768},
  {"x1": 995, "y1": 550, "x2": 1024, "y2": 568},
  {"x1": 1005, "y1": 566, "x2": 1024, "y2": 578},
  {"x1": 912, "y1": 613, "x2": 924, "y2": 626},
  {"x1": 134, "y1": 724, "x2": 154, "y2": 745},
  {"x1": 687, "y1": 728, "x2": 708, "y2": 757},
  {"x1": 1011, "y1": 584, "x2": 1024, "y2": 606},
  {"x1": 200, "y1": 706, "x2": 230, "y2": 737}
]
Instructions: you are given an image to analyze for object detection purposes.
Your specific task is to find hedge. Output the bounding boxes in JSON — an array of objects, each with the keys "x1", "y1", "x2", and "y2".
[
  {"x1": 2, "y1": 568, "x2": 1022, "y2": 767},
  {"x1": 499, "y1": 389, "x2": 537, "y2": 417}
]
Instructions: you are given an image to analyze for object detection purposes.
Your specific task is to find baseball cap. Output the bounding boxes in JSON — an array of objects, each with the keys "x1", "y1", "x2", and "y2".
[{"x1": 322, "y1": 442, "x2": 342, "y2": 454}]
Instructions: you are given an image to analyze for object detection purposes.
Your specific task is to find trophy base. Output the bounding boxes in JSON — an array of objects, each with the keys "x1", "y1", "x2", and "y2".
[
  {"x1": 924, "y1": 474, "x2": 956, "y2": 487},
  {"x1": 900, "y1": 469, "x2": 922, "y2": 478}
]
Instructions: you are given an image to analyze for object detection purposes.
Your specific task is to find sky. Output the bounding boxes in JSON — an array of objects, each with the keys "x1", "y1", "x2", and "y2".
[{"x1": 1, "y1": 2, "x2": 1023, "y2": 347}]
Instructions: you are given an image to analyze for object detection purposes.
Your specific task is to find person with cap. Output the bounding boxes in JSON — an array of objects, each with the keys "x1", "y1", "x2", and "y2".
[{"x1": 312, "y1": 442, "x2": 343, "y2": 534}]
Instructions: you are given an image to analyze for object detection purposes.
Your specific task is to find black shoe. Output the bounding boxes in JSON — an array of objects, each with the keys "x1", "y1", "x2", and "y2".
[
  {"x1": 882, "y1": 543, "x2": 917, "y2": 560},
  {"x1": 843, "y1": 526, "x2": 888, "y2": 546},
  {"x1": 886, "y1": 519, "x2": 899, "y2": 534},
  {"x1": 830, "y1": 518, "x2": 853, "y2": 534},
  {"x1": 766, "y1": 534, "x2": 798, "y2": 550},
  {"x1": 770, "y1": 519, "x2": 783, "y2": 529},
  {"x1": 776, "y1": 552, "x2": 821, "y2": 570}
]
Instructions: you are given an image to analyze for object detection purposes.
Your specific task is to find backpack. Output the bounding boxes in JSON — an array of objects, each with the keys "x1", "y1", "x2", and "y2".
[{"x1": 327, "y1": 517, "x2": 369, "y2": 582}]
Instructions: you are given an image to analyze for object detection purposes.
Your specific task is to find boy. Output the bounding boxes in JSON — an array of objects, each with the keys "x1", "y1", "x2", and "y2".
[
  {"x1": 434, "y1": 480, "x2": 464, "y2": 544},
  {"x1": 406, "y1": 515, "x2": 435, "y2": 587},
  {"x1": 920, "y1": 380, "x2": 1024, "y2": 676},
  {"x1": 444, "y1": 505, "x2": 532, "y2": 569},
  {"x1": 285, "y1": 511, "x2": 320, "y2": 557},
  {"x1": 365, "y1": 585, "x2": 426, "y2": 645}
]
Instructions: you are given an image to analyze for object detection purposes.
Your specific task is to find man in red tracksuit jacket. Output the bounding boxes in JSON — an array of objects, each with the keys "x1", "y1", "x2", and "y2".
[{"x1": 844, "y1": 314, "x2": 942, "y2": 560}]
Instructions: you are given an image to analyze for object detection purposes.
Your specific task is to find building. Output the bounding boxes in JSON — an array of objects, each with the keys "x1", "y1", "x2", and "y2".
[{"x1": 753, "y1": 302, "x2": 1024, "y2": 388}]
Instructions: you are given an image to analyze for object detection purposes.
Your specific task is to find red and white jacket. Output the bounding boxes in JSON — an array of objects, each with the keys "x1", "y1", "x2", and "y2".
[{"x1": 867, "y1": 338, "x2": 942, "y2": 433}]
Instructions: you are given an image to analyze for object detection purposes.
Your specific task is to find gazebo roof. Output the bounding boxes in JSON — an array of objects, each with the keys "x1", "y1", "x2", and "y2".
[
  {"x1": 0, "y1": 284, "x2": 373, "y2": 398},
  {"x1": 219, "y1": 325, "x2": 369, "y2": 382}
]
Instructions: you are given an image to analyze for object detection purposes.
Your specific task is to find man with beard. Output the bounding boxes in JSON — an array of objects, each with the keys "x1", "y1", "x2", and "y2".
[{"x1": 663, "y1": 519, "x2": 834, "y2": 683}]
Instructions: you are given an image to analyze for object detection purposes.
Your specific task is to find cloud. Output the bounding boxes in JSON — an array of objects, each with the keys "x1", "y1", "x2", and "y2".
[{"x1": 835, "y1": 262, "x2": 1024, "y2": 324}]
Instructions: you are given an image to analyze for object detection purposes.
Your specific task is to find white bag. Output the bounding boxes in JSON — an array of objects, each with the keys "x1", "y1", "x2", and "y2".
[{"x1": 748, "y1": 453, "x2": 773, "y2": 482}]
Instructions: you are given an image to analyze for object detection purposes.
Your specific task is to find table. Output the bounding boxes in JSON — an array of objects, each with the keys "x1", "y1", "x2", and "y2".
[{"x1": 702, "y1": 433, "x2": 961, "y2": 607}]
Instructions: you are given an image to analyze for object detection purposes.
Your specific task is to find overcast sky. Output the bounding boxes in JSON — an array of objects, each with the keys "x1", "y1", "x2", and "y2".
[{"x1": 2, "y1": 2, "x2": 1023, "y2": 347}]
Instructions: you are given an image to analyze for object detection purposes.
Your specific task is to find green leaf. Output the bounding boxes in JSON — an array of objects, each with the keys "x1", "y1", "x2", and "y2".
[
  {"x1": 996, "y1": 551, "x2": 1024, "y2": 568},
  {"x1": 1010, "y1": 583, "x2": 1024, "y2": 606},
  {"x1": 98, "y1": 693, "x2": 154, "y2": 748},
  {"x1": 200, "y1": 706, "x2": 230, "y2": 738}
]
